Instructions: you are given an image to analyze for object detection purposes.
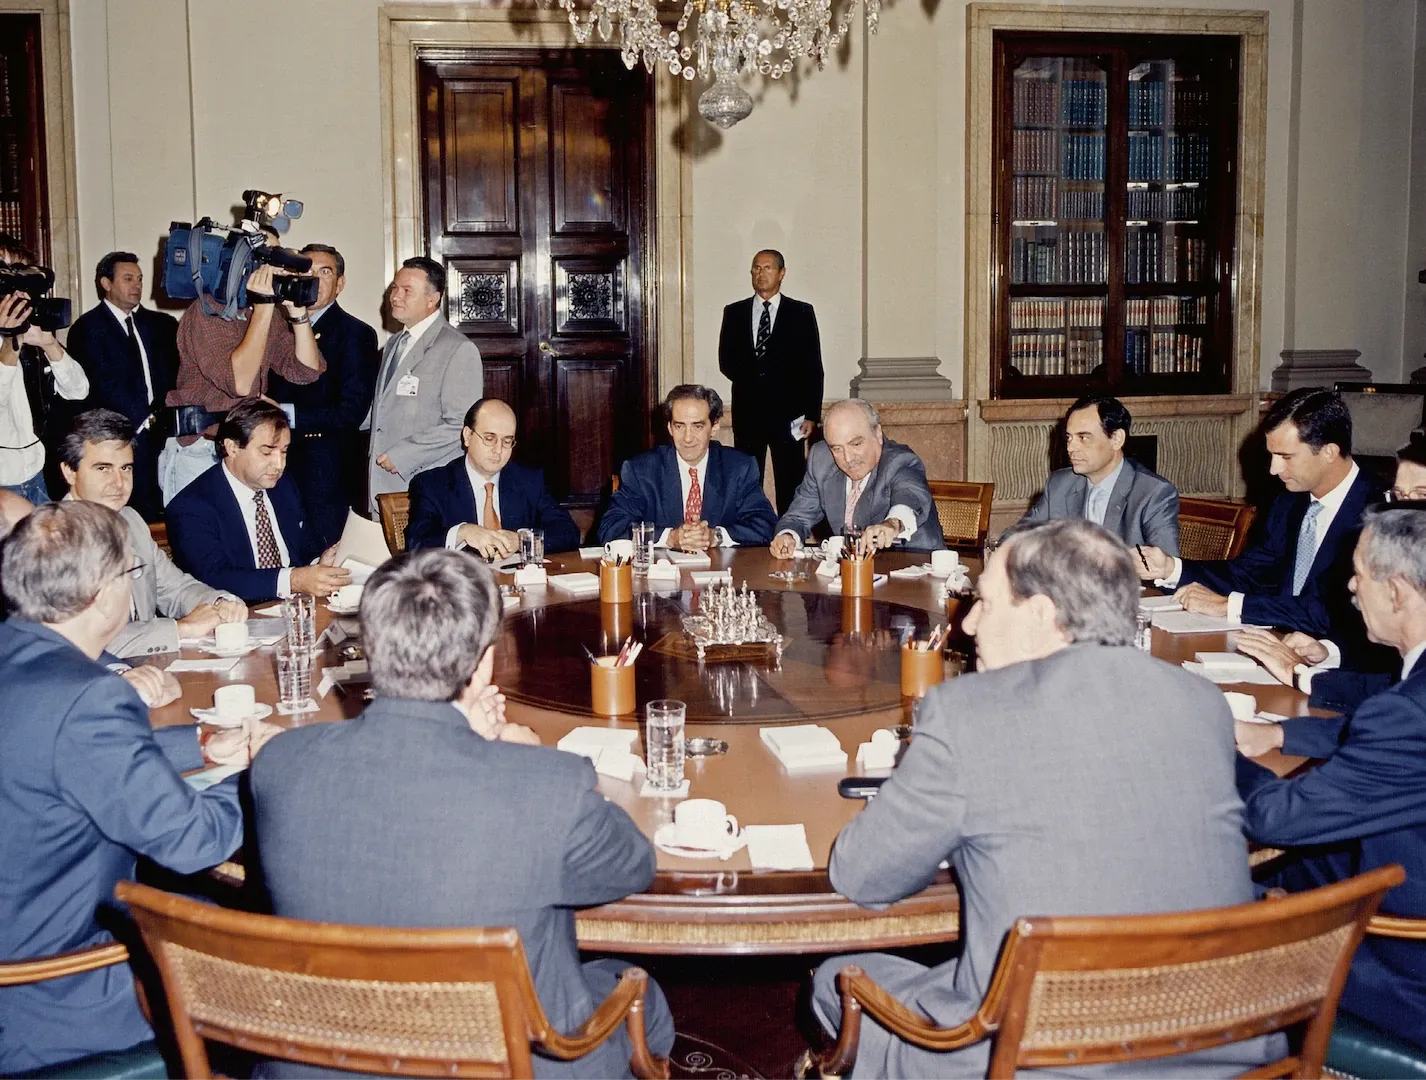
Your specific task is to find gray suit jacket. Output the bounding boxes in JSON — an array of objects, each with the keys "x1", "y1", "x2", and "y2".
[
  {"x1": 828, "y1": 645, "x2": 1265, "y2": 1076},
  {"x1": 250, "y1": 697, "x2": 656, "y2": 1078},
  {"x1": 368, "y1": 314, "x2": 483, "y2": 506},
  {"x1": 108, "y1": 505, "x2": 228, "y2": 659},
  {"x1": 774, "y1": 439, "x2": 945, "y2": 551},
  {"x1": 1023, "y1": 456, "x2": 1181, "y2": 555}
]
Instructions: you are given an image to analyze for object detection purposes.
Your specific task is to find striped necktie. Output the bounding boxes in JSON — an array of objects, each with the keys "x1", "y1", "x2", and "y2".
[
  {"x1": 380, "y1": 330, "x2": 410, "y2": 394},
  {"x1": 755, "y1": 300, "x2": 771, "y2": 358}
]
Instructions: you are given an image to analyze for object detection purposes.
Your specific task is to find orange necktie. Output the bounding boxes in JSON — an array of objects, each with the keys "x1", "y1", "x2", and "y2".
[{"x1": 483, "y1": 482, "x2": 501, "y2": 531}]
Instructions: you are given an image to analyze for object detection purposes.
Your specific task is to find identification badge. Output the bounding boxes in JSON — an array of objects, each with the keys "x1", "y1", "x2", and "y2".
[{"x1": 396, "y1": 374, "x2": 420, "y2": 397}]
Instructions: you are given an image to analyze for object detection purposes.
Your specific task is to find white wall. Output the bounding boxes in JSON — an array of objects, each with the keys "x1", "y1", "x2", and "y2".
[{"x1": 66, "y1": 0, "x2": 1423, "y2": 393}]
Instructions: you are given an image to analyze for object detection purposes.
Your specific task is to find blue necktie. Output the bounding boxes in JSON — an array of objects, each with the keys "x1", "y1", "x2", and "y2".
[{"x1": 1291, "y1": 500, "x2": 1323, "y2": 596}]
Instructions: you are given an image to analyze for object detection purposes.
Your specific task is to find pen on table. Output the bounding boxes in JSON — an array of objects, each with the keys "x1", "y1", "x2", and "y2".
[
  {"x1": 581, "y1": 644, "x2": 599, "y2": 665},
  {"x1": 1136, "y1": 544, "x2": 1152, "y2": 574}
]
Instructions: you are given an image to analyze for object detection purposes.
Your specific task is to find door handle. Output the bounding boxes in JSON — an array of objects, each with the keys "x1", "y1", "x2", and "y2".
[{"x1": 539, "y1": 341, "x2": 558, "y2": 358}]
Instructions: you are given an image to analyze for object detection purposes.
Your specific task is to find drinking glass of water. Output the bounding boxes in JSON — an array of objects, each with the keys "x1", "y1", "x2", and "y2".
[
  {"x1": 645, "y1": 699, "x2": 686, "y2": 791},
  {"x1": 275, "y1": 641, "x2": 319, "y2": 715},
  {"x1": 282, "y1": 594, "x2": 316, "y2": 649},
  {"x1": 519, "y1": 527, "x2": 545, "y2": 566},
  {"x1": 632, "y1": 521, "x2": 656, "y2": 573},
  {"x1": 1135, "y1": 610, "x2": 1154, "y2": 652}
]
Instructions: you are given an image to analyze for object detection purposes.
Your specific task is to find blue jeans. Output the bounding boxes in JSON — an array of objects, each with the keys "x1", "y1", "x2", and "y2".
[
  {"x1": 1, "y1": 472, "x2": 51, "y2": 506},
  {"x1": 158, "y1": 437, "x2": 218, "y2": 504}
]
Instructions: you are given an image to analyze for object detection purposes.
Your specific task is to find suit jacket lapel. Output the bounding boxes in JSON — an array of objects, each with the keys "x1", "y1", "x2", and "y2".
[
  {"x1": 701, "y1": 446, "x2": 725, "y2": 526},
  {"x1": 496, "y1": 468, "x2": 520, "y2": 528},
  {"x1": 660, "y1": 447, "x2": 685, "y2": 524},
  {"x1": 1103, "y1": 461, "x2": 1135, "y2": 534},
  {"x1": 213, "y1": 469, "x2": 256, "y2": 571},
  {"x1": 1309, "y1": 472, "x2": 1366, "y2": 579},
  {"x1": 1065, "y1": 476, "x2": 1088, "y2": 519}
]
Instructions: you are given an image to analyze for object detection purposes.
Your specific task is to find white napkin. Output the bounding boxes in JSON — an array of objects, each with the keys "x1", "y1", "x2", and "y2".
[
  {"x1": 1194, "y1": 651, "x2": 1258, "y2": 672},
  {"x1": 814, "y1": 559, "x2": 840, "y2": 579},
  {"x1": 167, "y1": 657, "x2": 243, "y2": 674},
  {"x1": 578, "y1": 546, "x2": 606, "y2": 559},
  {"x1": 666, "y1": 550, "x2": 713, "y2": 568},
  {"x1": 594, "y1": 750, "x2": 647, "y2": 782},
  {"x1": 690, "y1": 569, "x2": 733, "y2": 586},
  {"x1": 548, "y1": 572, "x2": 601, "y2": 595},
  {"x1": 1182, "y1": 661, "x2": 1282, "y2": 686},
  {"x1": 514, "y1": 564, "x2": 548, "y2": 586},
  {"x1": 558, "y1": 727, "x2": 641, "y2": 759},
  {"x1": 856, "y1": 729, "x2": 900, "y2": 769},
  {"x1": 501, "y1": 593, "x2": 521, "y2": 611},
  {"x1": 645, "y1": 560, "x2": 680, "y2": 583},
  {"x1": 743, "y1": 824, "x2": 815, "y2": 870},
  {"x1": 888, "y1": 564, "x2": 933, "y2": 580},
  {"x1": 1138, "y1": 594, "x2": 1183, "y2": 612},
  {"x1": 760, "y1": 725, "x2": 848, "y2": 770},
  {"x1": 252, "y1": 603, "x2": 284, "y2": 617}
]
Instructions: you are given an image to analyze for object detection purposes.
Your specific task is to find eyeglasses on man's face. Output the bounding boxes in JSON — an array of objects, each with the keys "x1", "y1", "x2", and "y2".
[
  {"x1": 474, "y1": 431, "x2": 517, "y2": 451},
  {"x1": 1386, "y1": 487, "x2": 1426, "y2": 502}
]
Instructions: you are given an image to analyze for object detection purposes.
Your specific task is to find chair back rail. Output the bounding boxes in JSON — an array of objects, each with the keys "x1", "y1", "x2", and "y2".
[
  {"x1": 377, "y1": 492, "x2": 410, "y2": 555},
  {"x1": 927, "y1": 481, "x2": 994, "y2": 548},
  {"x1": 1178, "y1": 497, "x2": 1256, "y2": 561}
]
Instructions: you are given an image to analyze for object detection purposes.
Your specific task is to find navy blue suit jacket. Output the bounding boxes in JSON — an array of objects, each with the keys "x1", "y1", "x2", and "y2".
[
  {"x1": 405, "y1": 456, "x2": 581, "y2": 553},
  {"x1": 597, "y1": 442, "x2": 776, "y2": 544},
  {"x1": 267, "y1": 302, "x2": 379, "y2": 434},
  {"x1": 1181, "y1": 467, "x2": 1385, "y2": 639},
  {"x1": 1238, "y1": 662, "x2": 1426, "y2": 1047},
  {"x1": 166, "y1": 463, "x2": 320, "y2": 602},
  {"x1": 65, "y1": 303, "x2": 178, "y2": 426},
  {"x1": 0, "y1": 619, "x2": 241, "y2": 1073}
]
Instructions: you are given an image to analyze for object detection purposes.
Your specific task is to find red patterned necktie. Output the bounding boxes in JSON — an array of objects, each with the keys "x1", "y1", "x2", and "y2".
[
  {"x1": 685, "y1": 467, "x2": 702, "y2": 524},
  {"x1": 253, "y1": 490, "x2": 282, "y2": 569}
]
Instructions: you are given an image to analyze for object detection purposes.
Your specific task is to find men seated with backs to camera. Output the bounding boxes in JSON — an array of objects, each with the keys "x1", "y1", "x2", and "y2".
[
  {"x1": 250, "y1": 548, "x2": 675, "y2": 1078},
  {"x1": 405, "y1": 397, "x2": 580, "y2": 556},
  {"x1": 0, "y1": 501, "x2": 281, "y2": 1075},
  {"x1": 1234, "y1": 502, "x2": 1426, "y2": 1049},
  {"x1": 166, "y1": 397, "x2": 349, "y2": 603},
  {"x1": 59, "y1": 408, "x2": 247, "y2": 659},
  {"x1": 770, "y1": 398, "x2": 944, "y2": 558},
  {"x1": 809, "y1": 518, "x2": 1276, "y2": 1078},
  {"x1": 1020, "y1": 392, "x2": 1180, "y2": 554},
  {"x1": 1137, "y1": 387, "x2": 1386, "y2": 659},
  {"x1": 597, "y1": 384, "x2": 776, "y2": 550}
]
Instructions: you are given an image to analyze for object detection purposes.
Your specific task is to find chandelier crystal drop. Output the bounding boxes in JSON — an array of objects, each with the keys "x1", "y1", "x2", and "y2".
[{"x1": 554, "y1": 0, "x2": 880, "y2": 128}]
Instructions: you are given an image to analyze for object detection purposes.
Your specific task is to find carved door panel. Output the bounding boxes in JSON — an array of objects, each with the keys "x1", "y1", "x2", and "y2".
[{"x1": 419, "y1": 50, "x2": 652, "y2": 513}]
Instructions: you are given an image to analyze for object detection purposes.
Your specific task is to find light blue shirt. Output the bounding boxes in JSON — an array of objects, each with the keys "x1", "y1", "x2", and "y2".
[{"x1": 1083, "y1": 456, "x2": 1125, "y2": 525}]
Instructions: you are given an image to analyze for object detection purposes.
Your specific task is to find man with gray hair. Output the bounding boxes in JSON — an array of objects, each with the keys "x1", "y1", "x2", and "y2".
[
  {"x1": 0, "y1": 501, "x2": 278, "y2": 1074},
  {"x1": 808, "y1": 518, "x2": 1273, "y2": 1077},
  {"x1": 770, "y1": 398, "x2": 944, "y2": 557},
  {"x1": 1235, "y1": 502, "x2": 1426, "y2": 1049},
  {"x1": 250, "y1": 548, "x2": 675, "y2": 1078}
]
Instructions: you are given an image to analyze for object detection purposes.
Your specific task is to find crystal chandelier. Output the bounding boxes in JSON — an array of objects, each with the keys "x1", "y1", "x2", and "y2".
[{"x1": 553, "y1": 0, "x2": 880, "y2": 129}]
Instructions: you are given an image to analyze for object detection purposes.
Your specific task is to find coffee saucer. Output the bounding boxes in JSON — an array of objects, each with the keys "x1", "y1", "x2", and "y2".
[
  {"x1": 196, "y1": 642, "x2": 263, "y2": 658},
  {"x1": 326, "y1": 600, "x2": 360, "y2": 616},
  {"x1": 190, "y1": 703, "x2": 275, "y2": 728},
  {"x1": 653, "y1": 823, "x2": 746, "y2": 861}
]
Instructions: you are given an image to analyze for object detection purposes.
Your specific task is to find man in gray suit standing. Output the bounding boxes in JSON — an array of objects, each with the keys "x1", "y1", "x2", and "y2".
[
  {"x1": 809, "y1": 518, "x2": 1273, "y2": 1077},
  {"x1": 770, "y1": 399, "x2": 944, "y2": 555},
  {"x1": 250, "y1": 548, "x2": 674, "y2": 1079},
  {"x1": 58, "y1": 409, "x2": 246, "y2": 659},
  {"x1": 1021, "y1": 392, "x2": 1180, "y2": 554},
  {"x1": 368, "y1": 256, "x2": 484, "y2": 511}
]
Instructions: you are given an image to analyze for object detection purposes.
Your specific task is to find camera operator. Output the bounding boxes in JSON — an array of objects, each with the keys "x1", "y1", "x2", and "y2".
[
  {"x1": 160, "y1": 244, "x2": 325, "y2": 505},
  {"x1": 0, "y1": 234, "x2": 89, "y2": 504}
]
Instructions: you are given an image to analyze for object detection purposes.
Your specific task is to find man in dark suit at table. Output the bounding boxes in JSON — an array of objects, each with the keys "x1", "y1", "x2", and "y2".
[
  {"x1": 406, "y1": 397, "x2": 580, "y2": 556},
  {"x1": 1235, "y1": 503, "x2": 1426, "y2": 1050},
  {"x1": 808, "y1": 518, "x2": 1275, "y2": 1078},
  {"x1": 63, "y1": 251, "x2": 178, "y2": 521},
  {"x1": 166, "y1": 398, "x2": 349, "y2": 603},
  {"x1": 1137, "y1": 387, "x2": 1385, "y2": 645},
  {"x1": 770, "y1": 399, "x2": 944, "y2": 557},
  {"x1": 250, "y1": 548, "x2": 675, "y2": 1078},
  {"x1": 718, "y1": 249, "x2": 823, "y2": 514},
  {"x1": 1021, "y1": 392, "x2": 1180, "y2": 554},
  {"x1": 0, "y1": 501, "x2": 278, "y2": 1074},
  {"x1": 267, "y1": 244, "x2": 379, "y2": 549},
  {"x1": 597, "y1": 384, "x2": 776, "y2": 549}
]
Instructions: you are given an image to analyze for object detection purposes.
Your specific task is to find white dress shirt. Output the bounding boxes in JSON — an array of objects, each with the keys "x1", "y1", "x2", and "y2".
[
  {"x1": 0, "y1": 343, "x2": 88, "y2": 485},
  {"x1": 657, "y1": 451, "x2": 735, "y2": 548},
  {"x1": 104, "y1": 299, "x2": 154, "y2": 403},
  {"x1": 392, "y1": 308, "x2": 441, "y2": 363},
  {"x1": 750, "y1": 292, "x2": 781, "y2": 340},
  {"x1": 446, "y1": 460, "x2": 504, "y2": 549},
  {"x1": 1161, "y1": 462, "x2": 1360, "y2": 624},
  {"x1": 1083, "y1": 457, "x2": 1125, "y2": 526},
  {"x1": 223, "y1": 462, "x2": 293, "y2": 597},
  {"x1": 1403, "y1": 641, "x2": 1426, "y2": 681}
]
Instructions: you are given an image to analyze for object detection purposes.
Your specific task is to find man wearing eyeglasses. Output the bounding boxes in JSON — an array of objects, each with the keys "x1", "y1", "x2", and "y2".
[{"x1": 404, "y1": 398, "x2": 580, "y2": 557}]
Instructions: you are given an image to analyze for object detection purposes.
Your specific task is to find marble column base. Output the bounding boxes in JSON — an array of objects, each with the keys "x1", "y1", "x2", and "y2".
[
  {"x1": 849, "y1": 357, "x2": 955, "y2": 402},
  {"x1": 1271, "y1": 349, "x2": 1371, "y2": 392}
]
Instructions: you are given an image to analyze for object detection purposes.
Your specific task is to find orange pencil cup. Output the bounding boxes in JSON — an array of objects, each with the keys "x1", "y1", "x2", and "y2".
[
  {"x1": 841, "y1": 596, "x2": 875, "y2": 635},
  {"x1": 600, "y1": 560, "x2": 634, "y2": 603},
  {"x1": 590, "y1": 657, "x2": 635, "y2": 715},
  {"x1": 900, "y1": 644, "x2": 945, "y2": 699},
  {"x1": 841, "y1": 555, "x2": 874, "y2": 597}
]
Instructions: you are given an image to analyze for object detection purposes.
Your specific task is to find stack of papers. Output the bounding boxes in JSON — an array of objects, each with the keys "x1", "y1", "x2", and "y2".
[
  {"x1": 340, "y1": 558, "x2": 377, "y2": 585},
  {"x1": 743, "y1": 824, "x2": 815, "y2": 870},
  {"x1": 331, "y1": 510, "x2": 392, "y2": 567},
  {"x1": 1151, "y1": 610, "x2": 1260, "y2": 634},
  {"x1": 167, "y1": 656, "x2": 243, "y2": 675},
  {"x1": 690, "y1": 569, "x2": 733, "y2": 587},
  {"x1": 548, "y1": 572, "x2": 601, "y2": 596},
  {"x1": 760, "y1": 725, "x2": 848, "y2": 771},
  {"x1": 557, "y1": 727, "x2": 646, "y2": 780},
  {"x1": 1138, "y1": 594, "x2": 1182, "y2": 612},
  {"x1": 1183, "y1": 661, "x2": 1282, "y2": 686},
  {"x1": 665, "y1": 550, "x2": 712, "y2": 568}
]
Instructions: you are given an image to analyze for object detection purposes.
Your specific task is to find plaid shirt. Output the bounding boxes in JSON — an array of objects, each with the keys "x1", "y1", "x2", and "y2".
[{"x1": 168, "y1": 301, "x2": 324, "y2": 420}]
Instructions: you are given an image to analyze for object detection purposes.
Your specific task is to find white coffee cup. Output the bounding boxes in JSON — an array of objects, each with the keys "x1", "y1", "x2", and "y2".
[
  {"x1": 332, "y1": 583, "x2": 363, "y2": 609},
  {"x1": 820, "y1": 536, "x2": 846, "y2": 558},
  {"x1": 213, "y1": 622, "x2": 249, "y2": 652},
  {"x1": 604, "y1": 539, "x2": 635, "y2": 562},
  {"x1": 930, "y1": 549, "x2": 960, "y2": 575},
  {"x1": 673, "y1": 798, "x2": 739, "y2": 851},
  {"x1": 1222, "y1": 691, "x2": 1257, "y2": 722},
  {"x1": 213, "y1": 683, "x2": 257, "y2": 722}
]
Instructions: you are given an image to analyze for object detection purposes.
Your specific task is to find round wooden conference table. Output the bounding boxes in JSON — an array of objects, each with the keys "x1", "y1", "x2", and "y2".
[{"x1": 149, "y1": 546, "x2": 1322, "y2": 957}]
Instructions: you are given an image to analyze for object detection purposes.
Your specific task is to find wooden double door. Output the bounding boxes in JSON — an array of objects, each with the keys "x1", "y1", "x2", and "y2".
[{"x1": 419, "y1": 49, "x2": 653, "y2": 514}]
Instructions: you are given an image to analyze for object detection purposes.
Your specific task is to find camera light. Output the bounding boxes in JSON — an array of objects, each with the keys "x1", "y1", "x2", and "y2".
[{"x1": 262, "y1": 195, "x2": 282, "y2": 217}]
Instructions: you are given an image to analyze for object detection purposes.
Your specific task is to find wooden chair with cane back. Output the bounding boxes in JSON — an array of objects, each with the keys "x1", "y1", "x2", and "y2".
[
  {"x1": 148, "y1": 522, "x2": 171, "y2": 557},
  {"x1": 809, "y1": 864, "x2": 1404, "y2": 1079},
  {"x1": 115, "y1": 881, "x2": 670, "y2": 1080},
  {"x1": 377, "y1": 492, "x2": 410, "y2": 554},
  {"x1": 1178, "y1": 497, "x2": 1256, "y2": 561},
  {"x1": 926, "y1": 481, "x2": 994, "y2": 549},
  {"x1": 0, "y1": 942, "x2": 167, "y2": 1078}
]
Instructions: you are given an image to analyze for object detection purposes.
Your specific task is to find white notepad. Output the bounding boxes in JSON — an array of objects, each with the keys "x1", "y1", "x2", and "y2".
[
  {"x1": 557, "y1": 727, "x2": 641, "y2": 758},
  {"x1": 1138, "y1": 594, "x2": 1183, "y2": 612},
  {"x1": 1182, "y1": 661, "x2": 1283, "y2": 686},
  {"x1": 1151, "y1": 610, "x2": 1261, "y2": 634},
  {"x1": 760, "y1": 725, "x2": 848, "y2": 770},
  {"x1": 166, "y1": 657, "x2": 243, "y2": 674},
  {"x1": 548, "y1": 572, "x2": 601, "y2": 596},
  {"x1": 665, "y1": 550, "x2": 713, "y2": 568},
  {"x1": 743, "y1": 824, "x2": 815, "y2": 870}
]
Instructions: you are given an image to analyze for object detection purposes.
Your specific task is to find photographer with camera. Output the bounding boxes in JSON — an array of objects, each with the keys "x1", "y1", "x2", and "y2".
[
  {"x1": 0, "y1": 233, "x2": 89, "y2": 505},
  {"x1": 160, "y1": 248, "x2": 325, "y2": 505}
]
